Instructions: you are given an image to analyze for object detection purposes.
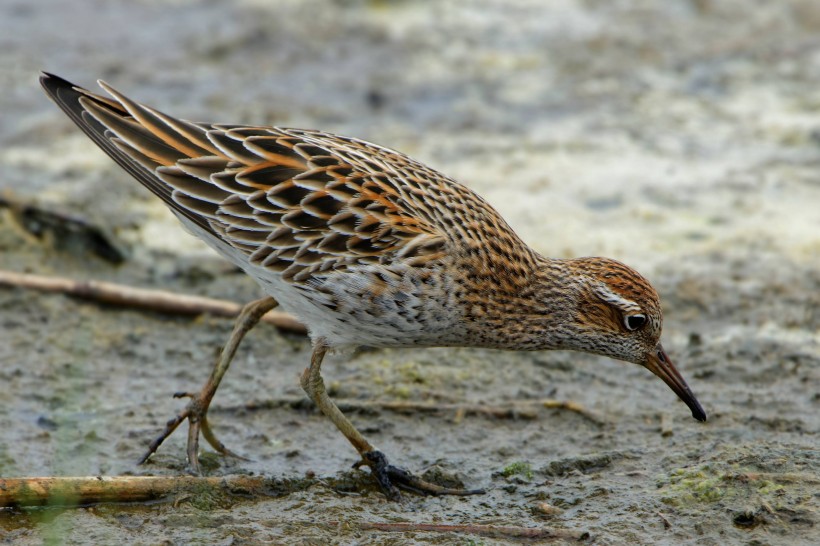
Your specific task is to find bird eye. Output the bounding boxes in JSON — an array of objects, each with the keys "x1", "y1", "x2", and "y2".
[{"x1": 624, "y1": 314, "x2": 646, "y2": 331}]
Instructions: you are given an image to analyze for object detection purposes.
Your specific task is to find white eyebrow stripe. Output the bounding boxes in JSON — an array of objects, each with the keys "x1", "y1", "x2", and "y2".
[{"x1": 593, "y1": 284, "x2": 642, "y2": 313}]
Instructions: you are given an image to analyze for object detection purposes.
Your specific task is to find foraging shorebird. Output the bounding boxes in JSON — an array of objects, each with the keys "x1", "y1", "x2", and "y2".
[{"x1": 40, "y1": 73, "x2": 706, "y2": 500}]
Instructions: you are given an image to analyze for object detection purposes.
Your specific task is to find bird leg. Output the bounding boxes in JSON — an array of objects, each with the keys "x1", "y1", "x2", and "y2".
[
  {"x1": 300, "y1": 342, "x2": 485, "y2": 500},
  {"x1": 139, "y1": 296, "x2": 279, "y2": 473}
]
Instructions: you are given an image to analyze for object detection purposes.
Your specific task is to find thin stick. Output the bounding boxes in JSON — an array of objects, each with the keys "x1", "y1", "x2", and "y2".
[
  {"x1": 0, "y1": 475, "x2": 304, "y2": 508},
  {"x1": 325, "y1": 521, "x2": 588, "y2": 541},
  {"x1": 541, "y1": 399, "x2": 605, "y2": 424},
  {"x1": 234, "y1": 396, "x2": 606, "y2": 425},
  {"x1": 0, "y1": 270, "x2": 305, "y2": 334}
]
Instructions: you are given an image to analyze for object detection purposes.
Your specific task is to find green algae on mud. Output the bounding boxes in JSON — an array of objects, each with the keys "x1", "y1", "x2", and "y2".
[{"x1": 655, "y1": 445, "x2": 818, "y2": 535}]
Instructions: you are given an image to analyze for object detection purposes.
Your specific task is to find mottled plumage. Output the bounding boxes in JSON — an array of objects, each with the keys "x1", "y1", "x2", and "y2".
[{"x1": 41, "y1": 73, "x2": 705, "y2": 500}]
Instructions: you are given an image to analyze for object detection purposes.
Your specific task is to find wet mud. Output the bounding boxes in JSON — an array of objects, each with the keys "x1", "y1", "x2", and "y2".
[{"x1": 1, "y1": 1, "x2": 818, "y2": 544}]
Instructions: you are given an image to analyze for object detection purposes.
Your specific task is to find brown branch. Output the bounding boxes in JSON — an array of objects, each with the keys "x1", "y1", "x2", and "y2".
[
  {"x1": 325, "y1": 521, "x2": 588, "y2": 541},
  {"x1": 233, "y1": 396, "x2": 606, "y2": 425},
  {"x1": 541, "y1": 399, "x2": 605, "y2": 424},
  {"x1": 0, "y1": 270, "x2": 305, "y2": 334},
  {"x1": 0, "y1": 475, "x2": 306, "y2": 508}
]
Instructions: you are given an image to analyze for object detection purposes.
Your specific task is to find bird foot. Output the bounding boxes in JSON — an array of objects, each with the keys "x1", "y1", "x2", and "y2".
[
  {"x1": 138, "y1": 390, "x2": 248, "y2": 473},
  {"x1": 353, "y1": 450, "x2": 485, "y2": 501}
]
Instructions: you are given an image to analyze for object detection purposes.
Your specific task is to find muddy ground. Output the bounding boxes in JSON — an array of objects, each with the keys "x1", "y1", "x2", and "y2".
[{"x1": 0, "y1": 0, "x2": 818, "y2": 544}]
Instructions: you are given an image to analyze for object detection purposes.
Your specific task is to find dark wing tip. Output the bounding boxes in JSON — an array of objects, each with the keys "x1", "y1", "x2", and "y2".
[
  {"x1": 38, "y1": 71, "x2": 220, "y2": 240},
  {"x1": 39, "y1": 72, "x2": 96, "y2": 123},
  {"x1": 39, "y1": 71, "x2": 76, "y2": 97}
]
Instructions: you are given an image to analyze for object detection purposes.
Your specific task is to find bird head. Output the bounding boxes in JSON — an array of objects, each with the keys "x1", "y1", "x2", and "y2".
[{"x1": 564, "y1": 257, "x2": 707, "y2": 422}]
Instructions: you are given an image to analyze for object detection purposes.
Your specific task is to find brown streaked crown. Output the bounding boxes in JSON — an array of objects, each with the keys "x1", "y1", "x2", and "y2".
[{"x1": 562, "y1": 256, "x2": 663, "y2": 363}]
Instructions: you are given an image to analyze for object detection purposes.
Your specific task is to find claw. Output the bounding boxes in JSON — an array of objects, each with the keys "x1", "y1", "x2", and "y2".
[
  {"x1": 138, "y1": 391, "x2": 247, "y2": 471},
  {"x1": 173, "y1": 391, "x2": 196, "y2": 399},
  {"x1": 201, "y1": 416, "x2": 251, "y2": 461},
  {"x1": 361, "y1": 450, "x2": 402, "y2": 501},
  {"x1": 138, "y1": 408, "x2": 187, "y2": 465},
  {"x1": 136, "y1": 297, "x2": 279, "y2": 472},
  {"x1": 357, "y1": 450, "x2": 485, "y2": 500}
]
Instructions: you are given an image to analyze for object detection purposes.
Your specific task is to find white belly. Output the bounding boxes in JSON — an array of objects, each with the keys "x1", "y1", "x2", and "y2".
[{"x1": 177, "y1": 214, "x2": 462, "y2": 349}]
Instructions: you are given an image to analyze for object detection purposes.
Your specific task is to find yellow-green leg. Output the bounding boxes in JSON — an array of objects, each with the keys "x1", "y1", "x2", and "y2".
[
  {"x1": 140, "y1": 296, "x2": 279, "y2": 473},
  {"x1": 300, "y1": 341, "x2": 485, "y2": 500}
]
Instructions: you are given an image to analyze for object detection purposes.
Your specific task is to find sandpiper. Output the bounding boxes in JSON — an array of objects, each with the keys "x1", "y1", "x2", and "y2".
[{"x1": 40, "y1": 73, "x2": 706, "y2": 500}]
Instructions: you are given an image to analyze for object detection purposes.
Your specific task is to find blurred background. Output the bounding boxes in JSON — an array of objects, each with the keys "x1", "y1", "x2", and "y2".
[{"x1": 1, "y1": 1, "x2": 818, "y2": 543}]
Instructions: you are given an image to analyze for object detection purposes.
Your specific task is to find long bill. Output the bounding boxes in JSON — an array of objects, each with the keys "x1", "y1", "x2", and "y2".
[{"x1": 644, "y1": 344, "x2": 707, "y2": 422}]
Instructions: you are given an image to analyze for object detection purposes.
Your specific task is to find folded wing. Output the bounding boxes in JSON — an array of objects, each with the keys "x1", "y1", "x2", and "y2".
[{"x1": 40, "y1": 73, "x2": 451, "y2": 284}]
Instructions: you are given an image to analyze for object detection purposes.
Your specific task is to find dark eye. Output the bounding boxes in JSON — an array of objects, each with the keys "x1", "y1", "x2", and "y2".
[{"x1": 624, "y1": 314, "x2": 646, "y2": 331}]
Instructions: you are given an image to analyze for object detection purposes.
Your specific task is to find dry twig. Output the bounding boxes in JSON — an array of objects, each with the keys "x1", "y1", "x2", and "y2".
[
  {"x1": 0, "y1": 475, "x2": 298, "y2": 508},
  {"x1": 0, "y1": 269, "x2": 305, "y2": 334},
  {"x1": 232, "y1": 396, "x2": 605, "y2": 424},
  {"x1": 325, "y1": 521, "x2": 588, "y2": 541}
]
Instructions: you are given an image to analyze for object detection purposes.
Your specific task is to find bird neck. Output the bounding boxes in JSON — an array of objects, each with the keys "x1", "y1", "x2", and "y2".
[{"x1": 456, "y1": 253, "x2": 585, "y2": 351}]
